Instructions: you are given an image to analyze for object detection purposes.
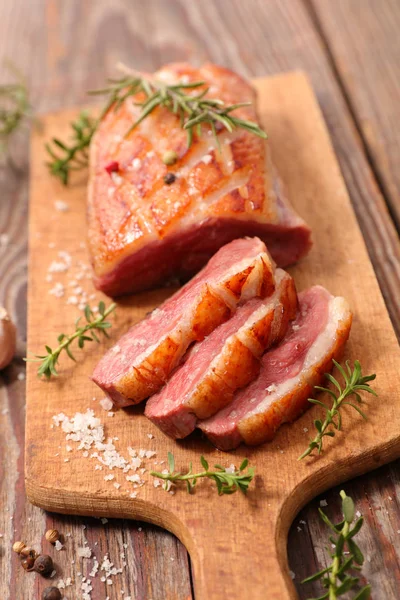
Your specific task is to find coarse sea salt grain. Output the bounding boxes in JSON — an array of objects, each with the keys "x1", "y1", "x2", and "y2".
[
  {"x1": 77, "y1": 546, "x2": 92, "y2": 559},
  {"x1": 100, "y1": 397, "x2": 114, "y2": 412},
  {"x1": 54, "y1": 199, "x2": 69, "y2": 212},
  {"x1": 49, "y1": 282, "x2": 65, "y2": 298},
  {"x1": 0, "y1": 233, "x2": 9, "y2": 248},
  {"x1": 55, "y1": 540, "x2": 64, "y2": 551},
  {"x1": 320, "y1": 499, "x2": 328, "y2": 507}
]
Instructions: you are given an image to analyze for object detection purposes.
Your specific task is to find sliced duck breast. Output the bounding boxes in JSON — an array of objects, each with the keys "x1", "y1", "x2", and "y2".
[
  {"x1": 199, "y1": 286, "x2": 352, "y2": 450},
  {"x1": 92, "y1": 237, "x2": 275, "y2": 406},
  {"x1": 145, "y1": 269, "x2": 297, "y2": 438}
]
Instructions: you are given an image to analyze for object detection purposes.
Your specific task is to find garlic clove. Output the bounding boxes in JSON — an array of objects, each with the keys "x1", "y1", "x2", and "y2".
[{"x1": 0, "y1": 307, "x2": 16, "y2": 370}]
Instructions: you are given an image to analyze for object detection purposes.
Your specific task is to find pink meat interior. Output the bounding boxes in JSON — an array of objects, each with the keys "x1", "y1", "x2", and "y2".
[
  {"x1": 93, "y1": 237, "x2": 266, "y2": 385},
  {"x1": 201, "y1": 286, "x2": 331, "y2": 430},
  {"x1": 146, "y1": 296, "x2": 266, "y2": 416}
]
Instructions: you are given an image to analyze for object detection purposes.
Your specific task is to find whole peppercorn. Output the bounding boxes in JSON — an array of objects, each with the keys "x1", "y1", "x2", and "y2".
[
  {"x1": 21, "y1": 546, "x2": 38, "y2": 558},
  {"x1": 21, "y1": 554, "x2": 36, "y2": 571},
  {"x1": 34, "y1": 554, "x2": 54, "y2": 577},
  {"x1": 45, "y1": 529, "x2": 60, "y2": 544},
  {"x1": 162, "y1": 150, "x2": 178, "y2": 166},
  {"x1": 42, "y1": 587, "x2": 62, "y2": 600},
  {"x1": 12, "y1": 541, "x2": 27, "y2": 554},
  {"x1": 163, "y1": 172, "x2": 176, "y2": 185}
]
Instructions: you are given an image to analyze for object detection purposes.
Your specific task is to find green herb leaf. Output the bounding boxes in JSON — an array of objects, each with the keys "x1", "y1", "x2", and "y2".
[
  {"x1": 150, "y1": 454, "x2": 254, "y2": 496},
  {"x1": 47, "y1": 65, "x2": 267, "y2": 185},
  {"x1": 302, "y1": 491, "x2": 370, "y2": 600},
  {"x1": 299, "y1": 360, "x2": 377, "y2": 460},
  {"x1": 24, "y1": 301, "x2": 116, "y2": 378}
]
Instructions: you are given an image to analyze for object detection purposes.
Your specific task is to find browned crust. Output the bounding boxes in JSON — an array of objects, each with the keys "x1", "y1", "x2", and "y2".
[
  {"x1": 187, "y1": 340, "x2": 261, "y2": 420},
  {"x1": 238, "y1": 311, "x2": 353, "y2": 446}
]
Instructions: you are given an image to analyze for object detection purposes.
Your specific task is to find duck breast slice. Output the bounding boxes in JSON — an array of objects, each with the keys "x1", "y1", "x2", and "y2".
[{"x1": 199, "y1": 286, "x2": 352, "y2": 450}]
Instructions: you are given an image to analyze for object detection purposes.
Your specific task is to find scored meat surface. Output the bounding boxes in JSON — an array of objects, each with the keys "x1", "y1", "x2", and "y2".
[
  {"x1": 145, "y1": 269, "x2": 297, "y2": 439},
  {"x1": 92, "y1": 237, "x2": 275, "y2": 407},
  {"x1": 88, "y1": 62, "x2": 312, "y2": 296},
  {"x1": 199, "y1": 286, "x2": 352, "y2": 450}
]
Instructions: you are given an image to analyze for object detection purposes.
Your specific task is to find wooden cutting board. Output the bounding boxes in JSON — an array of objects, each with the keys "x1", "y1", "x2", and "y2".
[{"x1": 26, "y1": 72, "x2": 400, "y2": 600}]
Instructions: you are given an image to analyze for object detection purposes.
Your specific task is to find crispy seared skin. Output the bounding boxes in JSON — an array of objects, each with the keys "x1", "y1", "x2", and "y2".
[
  {"x1": 199, "y1": 286, "x2": 352, "y2": 450},
  {"x1": 88, "y1": 62, "x2": 311, "y2": 296},
  {"x1": 92, "y1": 238, "x2": 275, "y2": 406}
]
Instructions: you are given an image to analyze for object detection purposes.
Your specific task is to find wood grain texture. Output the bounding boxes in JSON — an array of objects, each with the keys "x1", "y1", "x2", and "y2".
[
  {"x1": 308, "y1": 0, "x2": 400, "y2": 230},
  {"x1": 25, "y1": 73, "x2": 400, "y2": 600},
  {"x1": 1, "y1": 0, "x2": 400, "y2": 599}
]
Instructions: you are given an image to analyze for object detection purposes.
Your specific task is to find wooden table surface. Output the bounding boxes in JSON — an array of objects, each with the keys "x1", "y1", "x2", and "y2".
[{"x1": 1, "y1": 1, "x2": 399, "y2": 598}]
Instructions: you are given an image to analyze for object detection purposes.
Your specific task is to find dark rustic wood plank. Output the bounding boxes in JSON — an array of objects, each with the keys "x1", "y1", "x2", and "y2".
[
  {"x1": 307, "y1": 0, "x2": 400, "y2": 230},
  {"x1": 1, "y1": 0, "x2": 400, "y2": 599}
]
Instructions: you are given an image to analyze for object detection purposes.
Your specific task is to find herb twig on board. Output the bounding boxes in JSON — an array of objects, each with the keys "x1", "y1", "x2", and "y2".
[
  {"x1": 45, "y1": 110, "x2": 97, "y2": 185},
  {"x1": 150, "y1": 452, "x2": 255, "y2": 495},
  {"x1": 298, "y1": 360, "x2": 377, "y2": 460},
  {"x1": 302, "y1": 490, "x2": 371, "y2": 600},
  {"x1": 46, "y1": 64, "x2": 267, "y2": 184},
  {"x1": 0, "y1": 62, "x2": 32, "y2": 156},
  {"x1": 25, "y1": 301, "x2": 116, "y2": 378}
]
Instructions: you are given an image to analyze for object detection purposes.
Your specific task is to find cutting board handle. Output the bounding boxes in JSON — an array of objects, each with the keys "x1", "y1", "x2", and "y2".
[{"x1": 178, "y1": 493, "x2": 297, "y2": 600}]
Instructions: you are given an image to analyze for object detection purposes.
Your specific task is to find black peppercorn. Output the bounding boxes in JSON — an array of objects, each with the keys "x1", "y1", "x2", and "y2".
[
  {"x1": 163, "y1": 172, "x2": 176, "y2": 185},
  {"x1": 42, "y1": 587, "x2": 62, "y2": 600},
  {"x1": 34, "y1": 554, "x2": 54, "y2": 577}
]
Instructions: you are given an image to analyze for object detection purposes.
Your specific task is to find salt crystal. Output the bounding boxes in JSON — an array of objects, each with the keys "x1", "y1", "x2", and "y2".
[
  {"x1": 104, "y1": 474, "x2": 115, "y2": 481},
  {"x1": 320, "y1": 499, "x2": 328, "y2": 507},
  {"x1": 54, "y1": 200, "x2": 69, "y2": 212},
  {"x1": 147, "y1": 433, "x2": 154, "y2": 439},
  {"x1": 77, "y1": 546, "x2": 92, "y2": 558},
  {"x1": 55, "y1": 540, "x2": 63, "y2": 551},
  {"x1": 17, "y1": 372, "x2": 25, "y2": 381},
  {"x1": 49, "y1": 282, "x2": 65, "y2": 298},
  {"x1": 132, "y1": 158, "x2": 141, "y2": 170},
  {"x1": 111, "y1": 172, "x2": 123, "y2": 185},
  {"x1": 225, "y1": 464, "x2": 235, "y2": 474},
  {"x1": 101, "y1": 517, "x2": 108, "y2": 524},
  {"x1": 289, "y1": 570, "x2": 295, "y2": 580},
  {"x1": 113, "y1": 482, "x2": 121, "y2": 489},
  {"x1": 100, "y1": 397, "x2": 114, "y2": 411},
  {"x1": 0, "y1": 233, "x2": 9, "y2": 248}
]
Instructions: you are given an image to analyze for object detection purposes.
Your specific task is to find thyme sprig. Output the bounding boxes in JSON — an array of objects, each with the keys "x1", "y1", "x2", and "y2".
[
  {"x1": 302, "y1": 491, "x2": 371, "y2": 600},
  {"x1": 299, "y1": 360, "x2": 377, "y2": 460},
  {"x1": 0, "y1": 63, "x2": 32, "y2": 155},
  {"x1": 46, "y1": 66, "x2": 266, "y2": 184},
  {"x1": 150, "y1": 452, "x2": 254, "y2": 495},
  {"x1": 25, "y1": 301, "x2": 116, "y2": 378},
  {"x1": 45, "y1": 110, "x2": 97, "y2": 184}
]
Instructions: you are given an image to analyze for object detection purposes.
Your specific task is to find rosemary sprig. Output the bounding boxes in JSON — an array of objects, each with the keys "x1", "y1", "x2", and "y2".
[
  {"x1": 150, "y1": 452, "x2": 254, "y2": 495},
  {"x1": 88, "y1": 73, "x2": 267, "y2": 146},
  {"x1": 0, "y1": 63, "x2": 32, "y2": 155},
  {"x1": 302, "y1": 490, "x2": 371, "y2": 600},
  {"x1": 45, "y1": 110, "x2": 97, "y2": 184},
  {"x1": 25, "y1": 301, "x2": 116, "y2": 378},
  {"x1": 46, "y1": 67, "x2": 267, "y2": 184},
  {"x1": 299, "y1": 360, "x2": 377, "y2": 460}
]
